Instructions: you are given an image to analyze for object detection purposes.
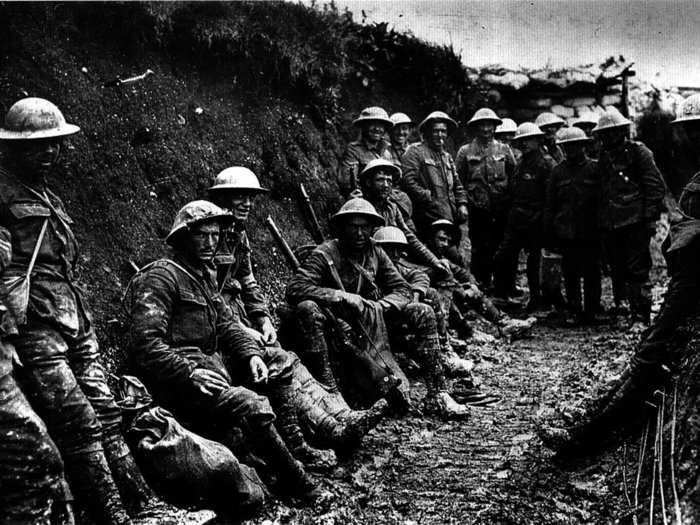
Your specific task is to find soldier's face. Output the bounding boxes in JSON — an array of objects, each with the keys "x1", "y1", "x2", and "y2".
[
  {"x1": 369, "y1": 171, "x2": 393, "y2": 201},
  {"x1": 596, "y1": 127, "x2": 628, "y2": 149},
  {"x1": 496, "y1": 132, "x2": 514, "y2": 144},
  {"x1": 541, "y1": 124, "x2": 563, "y2": 141},
  {"x1": 227, "y1": 192, "x2": 253, "y2": 223},
  {"x1": 341, "y1": 216, "x2": 372, "y2": 251},
  {"x1": 517, "y1": 137, "x2": 540, "y2": 154},
  {"x1": 187, "y1": 221, "x2": 220, "y2": 264},
  {"x1": 391, "y1": 123, "x2": 411, "y2": 146},
  {"x1": 10, "y1": 138, "x2": 62, "y2": 177},
  {"x1": 381, "y1": 243, "x2": 404, "y2": 260},
  {"x1": 363, "y1": 121, "x2": 387, "y2": 144},
  {"x1": 428, "y1": 122, "x2": 448, "y2": 150},
  {"x1": 431, "y1": 230, "x2": 452, "y2": 256},
  {"x1": 562, "y1": 142, "x2": 585, "y2": 160},
  {"x1": 475, "y1": 122, "x2": 496, "y2": 142}
]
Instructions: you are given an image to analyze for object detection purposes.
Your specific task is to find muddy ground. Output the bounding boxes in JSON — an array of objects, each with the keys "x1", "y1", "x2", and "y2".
[{"x1": 139, "y1": 273, "x2": 665, "y2": 525}]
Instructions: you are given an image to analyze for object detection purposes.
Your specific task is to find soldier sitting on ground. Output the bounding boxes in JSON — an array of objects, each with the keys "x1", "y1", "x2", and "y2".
[
  {"x1": 207, "y1": 167, "x2": 388, "y2": 463},
  {"x1": 285, "y1": 198, "x2": 470, "y2": 419},
  {"x1": 122, "y1": 200, "x2": 322, "y2": 503},
  {"x1": 425, "y1": 220, "x2": 535, "y2": 340}
]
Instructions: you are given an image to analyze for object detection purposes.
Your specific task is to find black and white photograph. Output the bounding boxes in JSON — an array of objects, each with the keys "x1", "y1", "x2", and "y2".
[{"x1": 0, "y1": 1, "x2": 698, "y2": 523}]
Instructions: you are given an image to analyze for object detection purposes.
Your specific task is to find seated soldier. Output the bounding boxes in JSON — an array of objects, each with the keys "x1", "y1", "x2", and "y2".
[
  {"x1": 426, "y1": 220, "x2": 535, "y2": 339},
  {"x1": 286, "y1": 198, "x2": 469, "y2": 419},
  {"x1": 122, "y1": 200, "x2": 320, "y2": 502},
  {"x1": 207, "y1": 167, "x2": 388, "y2": 459}
]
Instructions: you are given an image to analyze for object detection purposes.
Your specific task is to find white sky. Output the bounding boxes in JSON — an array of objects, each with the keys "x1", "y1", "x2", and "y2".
[{"x1": 309, "y1": 0, "x2": 700, "y2": 87}]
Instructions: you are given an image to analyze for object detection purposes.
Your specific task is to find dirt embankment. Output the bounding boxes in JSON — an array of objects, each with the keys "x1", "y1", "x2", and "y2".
[{"x1": 0, "y1": 1, "x2": 479, "y2": 371}]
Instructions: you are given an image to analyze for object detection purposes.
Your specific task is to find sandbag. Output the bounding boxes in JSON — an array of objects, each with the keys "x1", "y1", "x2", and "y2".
[{"x1": 127, "y1": 407, "x2": 266, "y2": 517}]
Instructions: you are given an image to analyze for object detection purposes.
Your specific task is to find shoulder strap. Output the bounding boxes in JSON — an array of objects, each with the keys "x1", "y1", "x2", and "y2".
[
  {"x1": 25, "y1": 219, "x2": 49, "y2": 280},
  {"x1": 317, "y1": 247, "x2": 346, "y2": 292}
]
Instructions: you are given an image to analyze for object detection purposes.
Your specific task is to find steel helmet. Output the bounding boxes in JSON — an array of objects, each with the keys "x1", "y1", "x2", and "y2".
[
  {"x1": 512, "y1": 122, "x2": 545, "y2": 141},
  {"x1": 672, "y1": 94, "x2": 700, "y2": 125},
  {"x1": 535, "y1": 112, "x2": 565, "y2": 129},
  {"x1": 592, "y1": 106, "x2": 632, "y2": 133},
  {"x1": 430, "y1": 219, "x2": 460, "y2": 240},
  {"x1": 555, "y1": 126, "x2": 590, "y2": 144},
  {"x1": 495, "y1": 118, "x2": 517, "y2": 135},
  {"x1": 0, "y1": 97, "x2": 80, "y2": 140},
  {"x1": 373, "y1": 226, "x2": 408, "y2": 246},
  {"x1": 418, "y1": 111, "x2": 457, "y2": 134},
  {"x1": 208, "y1": 166, "x2": 269, "y2": 193},
  {"x1": 330, "y1": 198, "x2": 385, "y2": 228},
  {"x1": 572, "y1": 112, "x2": 599, "y2": 130},
  {"x1": 359, "y1": 158, "x2": 402, "y2": 184},
  {"x1": 352, "y1": 106, "x2": 393, "y2": 128},
  {"x1": 390, "y1": 112, "x2": 413, "y2": 126},
  {"x1": 166, "y1": 200, "x2": 233, "y2": 245},
  {"x1": 467, "y1": 108, "x2": 502, "y2": 127}
]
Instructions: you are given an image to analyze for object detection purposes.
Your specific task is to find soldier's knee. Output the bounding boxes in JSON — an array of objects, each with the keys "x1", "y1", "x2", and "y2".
[{"x1": 404, "y1": 302, "x2": 437, "y2": 332}]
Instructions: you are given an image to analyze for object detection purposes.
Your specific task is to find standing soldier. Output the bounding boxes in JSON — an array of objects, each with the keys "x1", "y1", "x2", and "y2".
[
  {"x1": 0, "y1": 296, "x2": 73, "y2": 525},
  {"x1": 593, "y1": 107, "x2": 666, "y2": 323},
  {"x1": 494, "y1": 123, "x2": 555, "y2": 311},
  {"x1": 338, "y1": 106, "x2": 394, "y2": 198},
  {"x1": 401, "y1": 111, "x2": 470, "y2": 264},
  {"x1": 535, "y1": 112, "x2": 566, "y2": 164},
  {"x1": 387, "y1": 112, "x2": 414, "y2": 167},
  {"x1": 544, "y1": 127, "x2": 602, "y2": 323},
  {"x1": 0, "y1": 98, "x2": 153, "y2": 525},
  {"x1": 456, "y1": 108, "x2": 516, "y2": 289},
  {"x1": 123, "y1": 201, "x2": 322, "y2": 502},
  {"x1": 495, "y1": 117, "x2": 522, "y2": 165},
  {"x1": 573, "y1": 111, "x2": 600, "y2": 159}
]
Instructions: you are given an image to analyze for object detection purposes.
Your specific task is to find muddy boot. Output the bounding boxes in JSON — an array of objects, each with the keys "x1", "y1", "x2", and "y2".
[
  {"x1": 103, "y1": 433, "x2": 155, "y2": 516},
  {"x1": 252, "y1": 423, "x2": 322, "y2": 504},
  {"x1": 441, "y1": 348, "x2": 474, "y2": 377},
  {"x1": 65, "y1": 450, "x2": 132, "y2": 525},
  {"x1": 272, "y1": 385, "x2": 337, "y2": 471},
  {"x1": 334, "y1": 398, "x2": 389, "y2": 448},
  {"x1": 498, "y1": 316, "x2": 536, "y2": 340},
  {"x1": 424, "y1": 392, "x2": 470, "y2": 420}
]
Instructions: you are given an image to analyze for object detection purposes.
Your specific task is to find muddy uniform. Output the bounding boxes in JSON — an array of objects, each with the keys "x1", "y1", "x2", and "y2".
[
  {"x1": 0, "y1": 302, "x2": 67, "y2": 525},
  {"x1": 401, "y1": 142, "x2": 470, "y2": 262},
  {"x1": 286, "y1": 239, "x2": 411, "y2": 404},
  {"x1": 544, "y1": 155, "x2": 602, "y2": 316},
  {"x1": 598, "y1": 140, "x2": 666, "y2": 318},
  {"x1": 0, "y1": 166, "x2": 142, "y2": 522},
  {"x1": 123, "y1": 256, "x2": 298, "y2": 434},
  {"x1": 494, "y1": 149, "x2": 555, "y2": 301},
  {"x1": 455, "y1": 139, "x2": 516, "y2": 287}
]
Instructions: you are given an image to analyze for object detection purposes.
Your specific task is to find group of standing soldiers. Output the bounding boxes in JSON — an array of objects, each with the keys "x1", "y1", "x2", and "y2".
[{"x1": 0, "y1": 88, "x2": 679, "y2": 525}]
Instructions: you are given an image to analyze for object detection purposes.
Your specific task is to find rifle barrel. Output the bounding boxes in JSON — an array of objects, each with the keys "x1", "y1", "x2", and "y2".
[{"x1": 265, "y1": 216, "x2": 300, "y2": 271}]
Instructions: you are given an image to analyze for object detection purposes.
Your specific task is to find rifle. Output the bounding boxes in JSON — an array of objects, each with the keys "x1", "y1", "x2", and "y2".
[
  {"x1": 299, "y1": 183, "x2": 325, "y2": 244},
  {"x1": 265, "y1": 216, "x2": 301, "y2": 270}
]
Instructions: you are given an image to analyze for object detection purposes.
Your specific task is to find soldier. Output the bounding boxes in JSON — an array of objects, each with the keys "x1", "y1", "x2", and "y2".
[
  {"x1": 493, "y1": 123, "x2": 556, "y2": 311},
  {"x1": 593, "y1": 107, "x2": 666, "y2": 323},
  {"x1": 544, "y1": 127, "x2": 602, "y2": 323},
  {"x1": 387, "y1": 112, "x2": 413, "y2": 167},
  {"x1": 401, "y1": 111, "x2": 470, "y2": 264},
  {"x1": 671, "y1": 94, "x2": 700, "y2": 179},
  {"x1": 0, "y1": 98, "x2": 153, "y2": 525},
  {"x1": 338, "y1": 106, "x2": 394, "y2": 198},
  {"x1": 123, "y1": 200, "x2": 321, "y2": 502},
  {"x1": 358, "y1": 159, "x2": 448, "y2": 275},
  {"x1": 207, "y1": 167, "x2": 387, "y2": 464},
  {"x1": 0, "y1": 297, "x2": 73, "y2": 525},
  {"x1": 550, "y1": 165, "x2": 700, "y2": 456},
  {"x1": 286, "y1": 198, "x2": 469, "y2": 419},
  {"x1": 456, "y1": 108, "x2": 516, "y2": 289},
  {"x1": 535, "y1": 112, "x2": 566, "y2": 165},
  {"x1": 424, "y1": 220, "x2": 535, "y2": 339},
  {"x1": 573, "y1": 111, "x2": 600, "y2": 159},
  {"x1": 495, "y1": 118, "x2": 522, "y2": 165}
]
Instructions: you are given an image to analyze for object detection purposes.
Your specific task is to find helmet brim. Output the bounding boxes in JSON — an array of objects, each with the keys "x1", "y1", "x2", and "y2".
[
  {"x1": 557, "y1": 137, "x2": 591, "y2": 145},
  {"x1": 353, "y1": 117, "x2": 393, "y2": 128},
  {"x1": 467, "y1": 117, "x2": 502, "y2": 127},
  {"x1": 0, "y1": 123, "x2": 81, "y2": 140},
  {"x1": 513, "y1": 132, "x2": 545, "y2": 141},
  {"x1": 671, "y1": 115, "x2": 700, "y2": 125},
  {"x1": 165, "y1": 212, "x2": 235, "y2": 245},
  {"x1": 330, "y1": 211, "x2": 385, "y2": 228},
  {"x1": 208, "y1": 184, "x2": 270, "y2": 193},
  {"x1": 359, "y1": 164, "x2": 402, "y2": 184},
  {"x1": 419, "y1": 118, "x2": 457, "y2": 134}
]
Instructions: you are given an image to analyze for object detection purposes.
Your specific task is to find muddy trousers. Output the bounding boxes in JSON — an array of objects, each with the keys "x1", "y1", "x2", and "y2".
[
  {"x1": 468, "y1": 207, "x2": 508, "y2": 289},
  {"x1": 494, "y1": 224, "x2": 542, "y2": 300},
  {"x1": 603, "y1": 223, "x2": 653, "y2": 319},
  {"x1": 560, "y1": 240, "x2": 602, "y2": 315},
  {"x1": 386, "y1": 302, "x2": 447, "y2": 397},
  {"x1": 11, "y1": 317, "x2": 149, "y2": 525},
  {"x1": 0, "y1": 343, "x2": 68, "y2": 525}
]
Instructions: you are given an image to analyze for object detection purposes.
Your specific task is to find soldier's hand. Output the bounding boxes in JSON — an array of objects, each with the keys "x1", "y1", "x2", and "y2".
[
  {"x1": 191, "y1": 369, "x2": 229, "y2": 396},
  {"x1": 249, "y1": 356, "x2": 269, "y2": 384},
  {"x1": 333, "y1": 291, "x2": 365, "y2": 312},
  {"x1": 457, "y1": 204, "x2": 469, "y2": 222},
  {"x1": 258, "y1": 316, "x2": 278, "y2": 345},
  {"x1": 243, "y1": 326, "x2": 266, "y2": 346},
  {"x1": 433, "y1": 259, "x2": 451, "y2": 277}
]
